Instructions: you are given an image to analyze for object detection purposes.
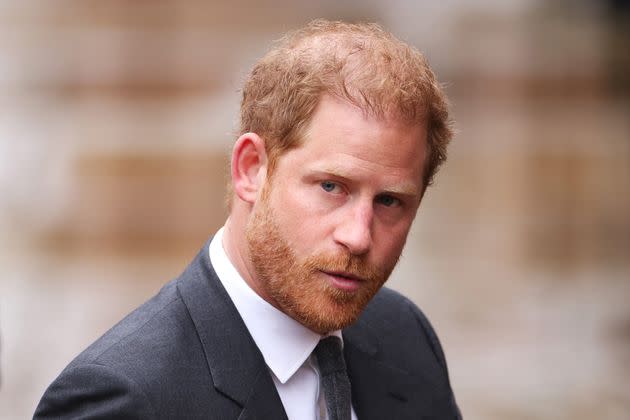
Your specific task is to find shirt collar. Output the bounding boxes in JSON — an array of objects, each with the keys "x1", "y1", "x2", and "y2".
[{"x1": 209, "y1": 227, "x2": 342, "y2": 384}]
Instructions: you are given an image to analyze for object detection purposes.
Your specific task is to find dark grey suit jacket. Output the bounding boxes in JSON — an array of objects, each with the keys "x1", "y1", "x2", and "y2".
[{"x1": 35, "y1": 240, "x2": 461, "y2": 419}]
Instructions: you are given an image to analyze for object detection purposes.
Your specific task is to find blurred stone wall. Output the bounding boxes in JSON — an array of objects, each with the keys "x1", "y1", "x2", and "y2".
[{"x1": 1, "y1": 1, "x2": 628, "y2": 419}]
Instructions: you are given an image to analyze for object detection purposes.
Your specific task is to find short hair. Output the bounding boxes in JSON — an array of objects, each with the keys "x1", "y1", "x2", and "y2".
[{"x1": 239, "y1": 19, "x2": 453, "y2": 189}]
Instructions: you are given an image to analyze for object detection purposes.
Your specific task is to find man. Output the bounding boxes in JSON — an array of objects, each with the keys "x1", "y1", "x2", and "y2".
[{"x1": 35, "y1": 19, "x2": 461, "y2": 419}]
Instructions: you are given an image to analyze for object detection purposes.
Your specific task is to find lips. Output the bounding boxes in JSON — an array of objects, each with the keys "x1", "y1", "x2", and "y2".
[{"x1": 319, "y1": 270, "x2": 364, "y2": 292}]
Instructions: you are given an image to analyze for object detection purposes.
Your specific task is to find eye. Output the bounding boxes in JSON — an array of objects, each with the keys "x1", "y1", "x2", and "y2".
[
  {"x1": 320, "y1": 181, "x2": 340, "y2": 193},
  {"x1": 375, "y1": 194, "x2": 400, "y2": 208}
]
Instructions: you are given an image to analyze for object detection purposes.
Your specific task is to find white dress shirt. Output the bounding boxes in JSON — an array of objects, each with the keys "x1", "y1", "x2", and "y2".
[{"x1": 209, "y1": 227, "x2": 358, "y2": 420}]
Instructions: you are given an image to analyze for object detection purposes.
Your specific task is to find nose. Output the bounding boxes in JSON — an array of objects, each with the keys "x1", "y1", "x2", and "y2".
[{"x1": 333, "y1": 201, "x2": 373, "y2": 256}]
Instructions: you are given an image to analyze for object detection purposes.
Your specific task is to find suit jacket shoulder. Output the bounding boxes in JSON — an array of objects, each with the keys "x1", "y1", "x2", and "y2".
[{"x1": 34, "y1": 244, "x2": 256, "y2": 419}]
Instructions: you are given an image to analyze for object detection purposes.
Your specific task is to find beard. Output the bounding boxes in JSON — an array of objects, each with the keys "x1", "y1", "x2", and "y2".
[{"x1": 245, "y1": 190, "x2": 399, "y2": 334}]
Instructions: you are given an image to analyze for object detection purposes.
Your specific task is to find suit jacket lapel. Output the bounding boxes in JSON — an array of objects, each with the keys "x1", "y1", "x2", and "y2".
[
  {"x1": 177, "y1": 242, "x2": 288, "y2": 420},
  {"x1": 344, "y1": 320, "x2": 428, "y2": 420}
]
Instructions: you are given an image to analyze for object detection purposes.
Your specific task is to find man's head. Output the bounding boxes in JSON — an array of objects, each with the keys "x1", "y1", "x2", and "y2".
[
  {"x1": 225, "y1": 20, "x2": 452, "y2": 334},
  {"x1": 239, "y1": 19, "x2": 452, "y2": 189}
]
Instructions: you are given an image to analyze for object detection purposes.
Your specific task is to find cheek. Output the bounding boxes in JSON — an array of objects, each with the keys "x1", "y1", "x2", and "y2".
[
  {"x1": 267, "y1": 188, "x2": 321, "y2": 246},
  {"x1": 373, "y1": 222, "x2": 412, "y2": 259}
]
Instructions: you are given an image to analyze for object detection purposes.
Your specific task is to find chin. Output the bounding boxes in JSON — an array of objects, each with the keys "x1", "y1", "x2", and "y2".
[{"x1": 290, "y1": 295, "x2": 369, "y2": 334}]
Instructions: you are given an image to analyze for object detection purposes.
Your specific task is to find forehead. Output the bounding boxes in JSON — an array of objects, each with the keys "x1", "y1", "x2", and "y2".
[
  {"x1": 279, "y1": 96, "x2": 427, "y2": 192},
  {"x1": 309, "y1": 97, "x2": 425, "y2": 162}
]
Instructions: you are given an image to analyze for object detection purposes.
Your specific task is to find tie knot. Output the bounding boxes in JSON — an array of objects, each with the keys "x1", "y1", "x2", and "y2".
[{"x1": 315, "y1": 336, "x2": 346, "y2": 376}]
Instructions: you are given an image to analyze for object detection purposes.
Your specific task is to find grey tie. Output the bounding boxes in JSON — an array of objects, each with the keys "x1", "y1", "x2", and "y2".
[{"x1": 315, "y1": 336, "x2": 351, "y2": 420}]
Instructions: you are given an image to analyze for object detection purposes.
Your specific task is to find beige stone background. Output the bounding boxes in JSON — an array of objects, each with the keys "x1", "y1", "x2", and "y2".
[{"x1": 1, "y1": 1, "x2": 629, "y2": 419}]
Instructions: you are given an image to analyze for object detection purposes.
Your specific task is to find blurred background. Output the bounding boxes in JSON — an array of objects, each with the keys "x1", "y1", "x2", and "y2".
[{"x1": 1, "y1": 0, "x2": 629, "y2": 418}]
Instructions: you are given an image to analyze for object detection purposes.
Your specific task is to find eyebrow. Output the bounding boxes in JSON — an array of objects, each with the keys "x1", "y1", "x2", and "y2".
[{"x1": 308, "y1": 167, "x2": 421, "y2": 198}]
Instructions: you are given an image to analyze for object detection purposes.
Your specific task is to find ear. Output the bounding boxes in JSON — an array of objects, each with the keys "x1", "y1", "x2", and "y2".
[{"x1": 231, "y1": 132, "x2": 268, "y2": 204}]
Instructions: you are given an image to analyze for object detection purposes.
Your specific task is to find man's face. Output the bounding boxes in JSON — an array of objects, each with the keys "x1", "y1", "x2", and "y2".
[{"x1": 246, "y1": 96, "x2": 427, "y2": 334}]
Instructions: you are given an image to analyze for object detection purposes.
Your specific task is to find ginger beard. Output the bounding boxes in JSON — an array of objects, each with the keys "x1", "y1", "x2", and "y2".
[{"x1": 246, "y1": 183, "x2": 400, "y2": 334}]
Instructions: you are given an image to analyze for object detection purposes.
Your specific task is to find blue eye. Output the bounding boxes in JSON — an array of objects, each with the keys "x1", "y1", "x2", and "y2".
[
  {"x1": 321, "y1": 181, "x2": 337, "y2": 192},
  {"x1": 376, "y1": 195, "x2": 399, "y2": 207}
]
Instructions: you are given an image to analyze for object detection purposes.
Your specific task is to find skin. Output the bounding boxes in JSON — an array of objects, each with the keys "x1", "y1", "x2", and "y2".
[{"x1": 224, "y1": 95, "x2": 427, "y2": 334}]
